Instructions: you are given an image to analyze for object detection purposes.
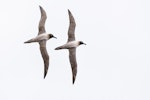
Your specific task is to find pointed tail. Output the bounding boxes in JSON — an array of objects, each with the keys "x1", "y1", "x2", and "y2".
[
  {"x1": 55, "y1": 46, "x2": 64, "y2": 50},
  {"x1": 24, "y1": 39, "x2": 35, "y2": 43}
]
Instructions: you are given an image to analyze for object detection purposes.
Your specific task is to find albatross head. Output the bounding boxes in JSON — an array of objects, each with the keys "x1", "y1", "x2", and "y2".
[
  {"x1": 79, "y1": 41, "x2": 86, "y2": 45},
  {"x1": 48, "y1": 34, "x2": 57, "y2": 39}
]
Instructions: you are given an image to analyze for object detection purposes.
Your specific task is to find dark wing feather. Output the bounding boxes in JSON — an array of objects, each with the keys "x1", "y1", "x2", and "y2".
[
  {"x1": 38, "y1": 6, "x2": 47, "y2": 35},
  {"x1": 67, "y1": 10, "x2": 76, "y2": 42},
  {"x1": 69, "y1": 48, "x2": 77, "y2": 84},
  {"x1": 39, "y1": 40, "x2": 49, "y2": 78}
]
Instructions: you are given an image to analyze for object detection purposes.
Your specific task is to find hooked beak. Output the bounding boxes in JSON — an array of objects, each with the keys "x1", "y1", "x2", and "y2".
[
  {"x1": 83, "y1": 43, "x2": 86, "y2": 45},
  {"x1": 53, "y1": 36, "x2": 57, "y2": 39}
]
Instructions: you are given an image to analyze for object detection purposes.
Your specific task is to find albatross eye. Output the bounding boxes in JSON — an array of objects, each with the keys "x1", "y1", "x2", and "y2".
[{"x1": 49, "y1": 34, "x2": 53, "y2": 38}]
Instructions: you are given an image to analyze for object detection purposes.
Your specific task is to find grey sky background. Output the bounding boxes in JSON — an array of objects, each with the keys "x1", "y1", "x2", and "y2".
[{"x1": 0, "y1": 0, "x2": 150, "y2": 100}]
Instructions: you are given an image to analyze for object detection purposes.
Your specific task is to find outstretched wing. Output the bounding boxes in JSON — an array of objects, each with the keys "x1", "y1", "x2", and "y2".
[
  {"x1": 67, "y1": 10, "x2": 76, "y2": 42},
  {"x1": 69, "y1": 48, "x2": 77, "y2": 84},
  {"x1": 38, "y1": 6, "x2": 47, "y2": 35},
  {"x1": 39, "y1": 40, "x2": 49, "y2": 78}
]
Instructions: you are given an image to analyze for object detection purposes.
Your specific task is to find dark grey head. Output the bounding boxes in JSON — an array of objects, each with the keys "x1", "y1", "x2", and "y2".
[
  {"x1": 49, "y1": 34, "x2": 57, "y2": 39},
  {"x1": 79, "y1": 41, "x2": 86, "y2": 45}
]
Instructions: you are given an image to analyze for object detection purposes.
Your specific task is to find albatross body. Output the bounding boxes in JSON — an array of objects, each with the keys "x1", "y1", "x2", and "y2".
[
  {"x1": 24, "y1": 6, "x2": 56, "y2": 78},
  {"x1": 24, "y1": 33, "x2": 55, "y2": 43},
  {"x1": 55, "y1": 10, "x2": 86, "y2": 84},
  {"x1": 55, "y1": 41, "x2": 85, "y2": 50}
]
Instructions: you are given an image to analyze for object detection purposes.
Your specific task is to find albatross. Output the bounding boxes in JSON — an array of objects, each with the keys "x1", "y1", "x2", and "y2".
[
  {"x1": 55, "y1": 10, "x2": 86, "y2": 84},
  {"x1": 24, "y1": 6, "x2": 56, "y2": 78}
]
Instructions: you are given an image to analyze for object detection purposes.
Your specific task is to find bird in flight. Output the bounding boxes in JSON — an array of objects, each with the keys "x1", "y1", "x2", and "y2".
[
  {"x1": 55, "y1": 10, "x2": 86, "y2": 84},
  {"x1": 24, "y1": 5, "x2": 56, "y2": 78}
]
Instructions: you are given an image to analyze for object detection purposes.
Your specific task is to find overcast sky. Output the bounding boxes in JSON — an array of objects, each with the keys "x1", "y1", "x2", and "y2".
[{"x1": 0, "y1": 0, "x2": 150, "y2": 100}]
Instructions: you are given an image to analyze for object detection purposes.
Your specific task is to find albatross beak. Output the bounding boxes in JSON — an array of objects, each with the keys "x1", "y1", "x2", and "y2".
[
  {"x1": 53, "y1": 36, "x2": 57, "y2": 39},
  {"x1": 83, "y1": 43, "x2": 86, "y2": 45}
]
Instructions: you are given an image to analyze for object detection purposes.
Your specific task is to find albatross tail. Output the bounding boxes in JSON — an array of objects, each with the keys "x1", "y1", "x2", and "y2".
[
  {"x1": 24, "y1": 38, "x2": 36, "y2": 43},
  {"x1": 55, "y1": 46, "x2": 63, "y2": 50},
  {"x1": 55, "y1": 45, "x2": 66, "y2": 50}
]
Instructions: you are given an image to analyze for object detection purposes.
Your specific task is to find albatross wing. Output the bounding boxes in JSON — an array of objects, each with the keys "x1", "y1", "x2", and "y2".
[
  {"x1": 39, "y1": 40, "x2": 49, "y2": 78},
  {"x1": 67, "y1": 10, "x2": 76, "y2": 42},
  {"x1": 38, "y1": 6, "x2": 47, "y2": 35},
  {"x1": 69, "y1": 48, "x2": 77, "y2": 84}
]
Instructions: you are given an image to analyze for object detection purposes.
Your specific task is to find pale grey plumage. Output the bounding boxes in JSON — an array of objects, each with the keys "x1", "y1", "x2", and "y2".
[
  {"x1": 38, "y1": 6, "x2": 47, "y2": 35},
  {"x1": 55, "y1": 10, "x2": 86, "y2": 84},
  {"x1": 39, "y1": 40, "x2": 49, "y2": 78},
  {"x1": 67, "y1": 10, "x2": 76, "y2": 42},
  {"x1": 24, "y1": 6, "x2": 56, "y2": 78}
]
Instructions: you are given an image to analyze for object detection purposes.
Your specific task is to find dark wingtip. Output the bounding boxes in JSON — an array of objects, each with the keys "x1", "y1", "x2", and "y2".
[
  {"x1": 68, "y1": 9, "x2": 72, "y2": 15},
  {"x1": 72, "y1": 75, "x2": 76, "y2": 84},
  {"x1": 67, "y1": 9, "x2": 76, "y2": 27},
  {"x1": 68, "y1": 9, "x2": 71, "y2": 13},
  {"x1": 39, "y1": 5, "x2": 42, "y2": 10},
  {"x1": 39, "y1": 5, "x2": 44, "y2": 12},
  {"x1": 73, "y1": 79, "x2": 75, "y2": 84},
  {"x1": 44, "y1": 73, "x2": 47, "y2": 79},
  {"x1": 44, "y1": 69, "x2": 47, "y2": 79}
]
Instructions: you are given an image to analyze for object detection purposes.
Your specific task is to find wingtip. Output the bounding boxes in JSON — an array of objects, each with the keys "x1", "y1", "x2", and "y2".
[
  {"x1": 39, "y1": 5, "x2": 42, "y2": 9},
  {"x1": 44, "y1": 74, "x2": 46, "y2": 79},
  {"x1": 73, "y1": 79, "x2": 75, "y2": 84},
  {"x1": 67, "y1": 9, "x2": 76, "y2": 26},
  {"x1": 44, "y1": 70, "x2": 47, "y2": 79},
  {"x1": 72, "y1": 76, "x2": 76, "y2": 84},
  {"x1": 68, "y1": 9, "x2": 71, "y2": 15},
  {"x1": 39, "y1": 5, "x2": 44, "y2": 11},
  {"x1": 68, "y1": 9, "x2": 70, "y2": 13}
]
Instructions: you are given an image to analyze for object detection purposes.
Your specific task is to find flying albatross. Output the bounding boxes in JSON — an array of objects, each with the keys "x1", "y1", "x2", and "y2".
[
  {"x1": 55, "y1": 10, "x2": 86, "y2": 84},
  {"x1": 24, "y1": 6, "x2": 56, "y2": 78}
]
